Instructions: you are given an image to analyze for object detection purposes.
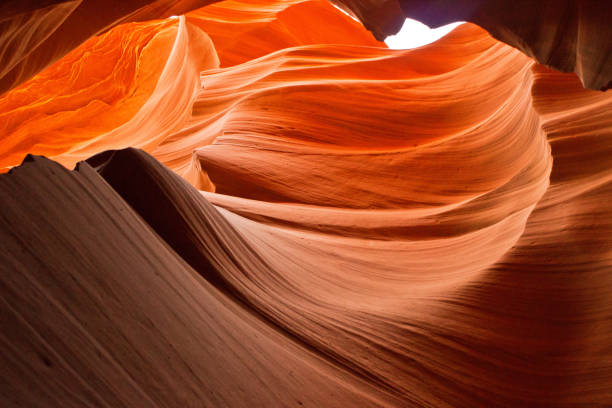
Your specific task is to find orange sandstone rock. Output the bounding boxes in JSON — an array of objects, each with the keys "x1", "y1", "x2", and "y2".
[{"x1": 0, "y1": 0, "x2": 611, "y2": 407}]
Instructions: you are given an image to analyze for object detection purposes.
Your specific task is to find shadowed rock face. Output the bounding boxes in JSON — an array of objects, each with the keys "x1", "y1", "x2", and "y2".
[
  {"x1": 0, "y1": 151, "x2": 397, "y2": 407},
  {"x1": 1, "y1": 0, "x2": 612, "y2": 407}
]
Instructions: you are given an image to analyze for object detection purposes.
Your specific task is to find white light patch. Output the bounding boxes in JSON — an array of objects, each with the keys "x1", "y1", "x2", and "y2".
[{"x1": 385, "y1": 19, "x2": 463, "y2": 49}]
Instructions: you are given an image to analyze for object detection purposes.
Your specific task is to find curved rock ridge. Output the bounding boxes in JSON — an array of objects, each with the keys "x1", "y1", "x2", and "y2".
[
  {"x1": 0, "y1": 0, "x2": 220, "y2": 95},
  {"x1": 173, "y1": 24, "x2": 548, "y2": 211},
  {"x1": 185, "y1": 0, "x2": 385, "y2": 66},
  {"x1": 332, "y1": 0, "x2": 612, "y2": 91},
  {"x1": 1, "y1": 0, "x2": 610, "y2": 93},
  {"x1": 0, "y1": 0, "x2": 611, "y2": 407},
  {"x1": 0, "y1": 15, "x2": 218, "y2": 171},
  {"x1": 0, "y1": 151, "x2": 398, "y2": 407}
]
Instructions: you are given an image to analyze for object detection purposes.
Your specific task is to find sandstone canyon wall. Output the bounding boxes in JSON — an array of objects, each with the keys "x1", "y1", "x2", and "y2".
[{"x1": 0, "y1": 0, "x2": 611, "y2": 407}]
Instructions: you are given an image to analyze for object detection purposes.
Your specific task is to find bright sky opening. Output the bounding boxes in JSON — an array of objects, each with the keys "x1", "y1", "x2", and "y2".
[{"x1": 385, "y1": 19, "x2": 463, "y2": 49}]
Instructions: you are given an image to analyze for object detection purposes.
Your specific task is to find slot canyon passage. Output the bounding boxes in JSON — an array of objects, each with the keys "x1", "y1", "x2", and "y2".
[{"x1": 0, "y1": 0, "x2": 611, "y2": 406}]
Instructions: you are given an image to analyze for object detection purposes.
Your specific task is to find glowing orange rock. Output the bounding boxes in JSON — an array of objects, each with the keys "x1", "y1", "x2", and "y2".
[
  {"x1": 0, "y1": 0, "x2": 219, "y2": 95},
  {"x1": 0, "y1": 0, "x2": 611, "y2": 407},
  {"x1": 185, "y1": 0, "x2": 384, "y2": 66},
  {"x1": 0, "y1": 16, "x2": 218, "y2": 171}
]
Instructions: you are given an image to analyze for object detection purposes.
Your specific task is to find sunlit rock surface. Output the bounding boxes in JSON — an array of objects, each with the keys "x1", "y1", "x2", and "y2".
[
  {"x1": 0, "y1": 0, "x2": 221, "y2": 95},
  {"x1": 0, "y1": 16, "x2": 218, "y2": 170},
  {"x1": 1, "y1": 0, "x2": 611, "y2": 407}
]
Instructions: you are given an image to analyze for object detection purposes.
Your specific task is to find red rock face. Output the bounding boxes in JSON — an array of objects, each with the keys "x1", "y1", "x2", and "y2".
[{"x1": 0, "y1": 1, "x2": 611, "y2": 407}]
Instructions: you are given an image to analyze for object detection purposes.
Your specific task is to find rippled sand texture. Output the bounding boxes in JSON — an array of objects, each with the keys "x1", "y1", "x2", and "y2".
[{"x1": 1, "y1": 0, "x2": 611, "y2": 407}]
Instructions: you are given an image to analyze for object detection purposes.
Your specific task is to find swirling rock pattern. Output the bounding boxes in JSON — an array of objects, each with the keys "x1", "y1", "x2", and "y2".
[
  {"x1": 333, "y1": 0, "x2": 612, "y2": 91},
  {"x1": 0, "y1": 0, "x2": 220, "y2": 95},
  {"x1": 0, "y1": 0, "x2": 611, "y2": 407},
  {"x1": 0, "y1": 16, "x2": 218, "y2": 170}
]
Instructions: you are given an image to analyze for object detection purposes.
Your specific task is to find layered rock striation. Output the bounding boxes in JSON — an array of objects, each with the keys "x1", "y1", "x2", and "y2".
[{"x1": 1, "y1": 0, "x2": 611, "y2": 407}]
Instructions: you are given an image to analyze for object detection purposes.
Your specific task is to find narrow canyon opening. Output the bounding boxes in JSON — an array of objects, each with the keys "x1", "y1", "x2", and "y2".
[{"x1": 385, "y1": 19, "x2": 464, "y2": 49}]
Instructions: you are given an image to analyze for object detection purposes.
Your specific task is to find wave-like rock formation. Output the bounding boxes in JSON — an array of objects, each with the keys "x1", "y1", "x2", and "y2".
[
  {"x1": 0, "y1": 15, "x2": 218, "y2": 170},
  {"x1": 1, "y1": 0, "x2": 610, "y2": 93},
  {"x1": 0, "y1": 0, "x2": 221, "y2": 95},
  {"x1": 333, "y1": 0, "x2": 612, "y2": 90},
  {"x1": 1, "y1": 0, "x2": 611, "y2": 407}
]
